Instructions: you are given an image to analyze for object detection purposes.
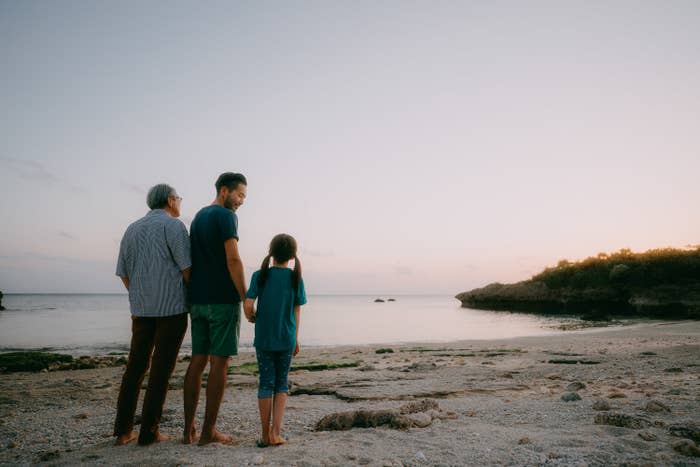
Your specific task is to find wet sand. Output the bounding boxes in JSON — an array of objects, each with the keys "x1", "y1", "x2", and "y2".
[{"x1": 1, "y1": 321, "x2": 699, "y2": 465}]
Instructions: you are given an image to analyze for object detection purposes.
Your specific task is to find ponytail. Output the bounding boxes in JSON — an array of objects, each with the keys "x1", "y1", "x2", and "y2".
[
  {"x1": 258, "y1": 254, "x2": 271, "y2": 289},
  {"x1": 292, "y1": 255, "x2": 302, "y2": 292}
]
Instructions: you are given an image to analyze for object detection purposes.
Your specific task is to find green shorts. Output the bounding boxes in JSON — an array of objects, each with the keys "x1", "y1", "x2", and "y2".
[{"x1": 190, "y1": 303, "x2": 241, "y2": 357}]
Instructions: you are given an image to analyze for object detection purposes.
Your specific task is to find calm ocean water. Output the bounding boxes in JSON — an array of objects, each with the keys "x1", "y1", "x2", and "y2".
[{"x1": 0, "y1": 294, "x2": 580, "y2": 356}]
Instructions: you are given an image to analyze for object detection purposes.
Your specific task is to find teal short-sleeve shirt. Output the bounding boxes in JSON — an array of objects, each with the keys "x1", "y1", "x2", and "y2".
[{"x1": 246, "y1": 267, "x2": 307, "y2": 351}]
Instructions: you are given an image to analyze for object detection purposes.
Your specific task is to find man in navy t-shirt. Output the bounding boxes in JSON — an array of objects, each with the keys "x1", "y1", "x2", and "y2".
[{"x1": 183, "y1": 172, "x2": 248, "y2": 446}]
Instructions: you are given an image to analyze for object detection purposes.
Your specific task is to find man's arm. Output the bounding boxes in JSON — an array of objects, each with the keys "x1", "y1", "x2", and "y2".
[
  {"x1": 224, "y1": 237, "x2": 246, "y2": 300},
  {"x1": 120, "y1": 276, "x2": 129, "y2": 290}
]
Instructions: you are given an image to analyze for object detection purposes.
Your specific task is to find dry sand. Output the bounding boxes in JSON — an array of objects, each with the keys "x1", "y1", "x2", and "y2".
[{"x1": 1, "y1": 321, "x2": 699, "y2": 466}]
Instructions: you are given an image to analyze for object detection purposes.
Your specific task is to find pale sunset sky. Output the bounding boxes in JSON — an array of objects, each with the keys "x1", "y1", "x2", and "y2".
[{"x1": 1, "y1": 1, "x2": 698, "y2": 294}]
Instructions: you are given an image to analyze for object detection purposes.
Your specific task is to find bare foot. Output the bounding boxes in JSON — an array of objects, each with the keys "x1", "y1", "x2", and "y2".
[
  {"x1": 198, "y1": 430, "x2": 233, "y2": 446},
  {"x1": 154, "y1": 432, "x2": 172, "y2": 443},
  {"x1": 256, "y1": 429, "x2": 270, "y2": 448},
  {"x1": 138, "y1": 431, "x2": 172, "y2": 446},
  {"x1": 269, "y1": 435, "x2": 287, "y2": 446},
  {"x1": 115, "y1": 431, "x2": 137, "y2": 446},
  {"x1": 183, "y1": 427, "x2": 200, "y2": 445}
]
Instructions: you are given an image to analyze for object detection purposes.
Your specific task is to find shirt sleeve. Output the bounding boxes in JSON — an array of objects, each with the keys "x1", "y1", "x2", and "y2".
[
  {"x1": 219, "y1": 210, "x2": 238, "y2": 241},
  {"x1": 295, "y1": 278, "x2": 307, "y2": 306},
  {"x1": 115, "y1": 233, "x2": 128, "y2": 277},
  {"x1": 246, "y1": 271, "x2": 259, "y2": 299},
  {"x1": 165, "y1": 219, "x2": 192, "y2": 270}
]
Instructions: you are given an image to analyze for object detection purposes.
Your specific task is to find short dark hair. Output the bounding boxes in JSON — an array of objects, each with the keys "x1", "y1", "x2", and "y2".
[{"x1": 215, "y1": 172, "x2": 247, "y2": 193}]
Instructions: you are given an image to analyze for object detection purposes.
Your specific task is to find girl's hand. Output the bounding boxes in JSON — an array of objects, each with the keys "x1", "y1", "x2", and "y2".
[{"x1": 293, "y1": 342, "x2": 300, "y2": 357}]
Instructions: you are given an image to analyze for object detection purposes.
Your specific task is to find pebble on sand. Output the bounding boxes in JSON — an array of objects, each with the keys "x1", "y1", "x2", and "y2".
[
  {"x1": 592, "y1": 400, "x2": 611, "y2": 411},
  {"x1": 560, "y1": 391, "x2": 582, "y2": 402}
]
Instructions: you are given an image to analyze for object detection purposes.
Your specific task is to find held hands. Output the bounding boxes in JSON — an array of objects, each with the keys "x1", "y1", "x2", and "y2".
[{"x1": 243, "y1": 299, "x2": 256, "y2": 323}]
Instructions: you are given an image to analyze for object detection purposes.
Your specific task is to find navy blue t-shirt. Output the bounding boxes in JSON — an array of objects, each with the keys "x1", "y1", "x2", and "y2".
[{"x1": 189, "y1": 205, "x2": 240, "y2": 304}]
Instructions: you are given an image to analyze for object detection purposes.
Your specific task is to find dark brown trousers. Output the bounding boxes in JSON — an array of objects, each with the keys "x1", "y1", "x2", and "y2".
[{"x1": 113, "y1": 313, "x2": 187, "y2": 445}]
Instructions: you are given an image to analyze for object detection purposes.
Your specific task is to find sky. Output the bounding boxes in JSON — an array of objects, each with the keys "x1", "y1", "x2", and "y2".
[{"x1": 1, "y1": 1, "x2": 698, "y2": 294}]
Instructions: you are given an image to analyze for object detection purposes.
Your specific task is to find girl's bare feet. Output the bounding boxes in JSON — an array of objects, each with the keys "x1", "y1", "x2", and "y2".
[
  {"x1": 115, "y1": 431, "x2": 137, "y2": 446},
  {"x1": 269, "y1": 434, "x2": 287, "y2": 446},
  {"x1": 198, "y1": 430, "x2": 233, "y2": 446}
]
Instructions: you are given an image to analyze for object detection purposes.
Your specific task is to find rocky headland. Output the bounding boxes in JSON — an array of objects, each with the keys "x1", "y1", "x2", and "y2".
[{"x1": 457, "y1": 247, "x2": 700, "y2": 319}]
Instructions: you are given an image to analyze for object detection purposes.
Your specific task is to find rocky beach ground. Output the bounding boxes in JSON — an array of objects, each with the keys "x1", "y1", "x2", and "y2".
[{"x1": 1, "y1": 321, "x2": 699, "y2": 466}]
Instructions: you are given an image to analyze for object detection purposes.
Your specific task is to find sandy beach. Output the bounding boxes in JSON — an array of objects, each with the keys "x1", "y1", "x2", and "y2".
[{"x1": 1, "y1": 321, "x2": 699, "y2": 466}]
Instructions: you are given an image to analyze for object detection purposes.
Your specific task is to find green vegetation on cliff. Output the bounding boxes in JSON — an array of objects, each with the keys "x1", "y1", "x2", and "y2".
[
  {"x1": 533, "y1": 247, "x2": 700, "y2": 290},
  {"x1": 456, "y1": 246, "x2": 700, "y2": 318}
]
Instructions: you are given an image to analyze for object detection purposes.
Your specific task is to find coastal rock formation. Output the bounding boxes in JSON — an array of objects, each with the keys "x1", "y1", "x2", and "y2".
[{"x1": 456, "y1": 247, "x2": 700, "y2": 318}]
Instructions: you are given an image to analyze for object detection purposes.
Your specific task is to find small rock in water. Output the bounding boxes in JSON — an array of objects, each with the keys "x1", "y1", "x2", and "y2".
[
  {"x1": 252, "y1": 454, "x2": 265, "y2": 465},
  {"x1": 638, "y1": 431, "x2": 657, "y2": 441},
  {"x1": 518, "y1": 437, "x2": 531, "y2": 445},
  {"x1": 566, "y1": 381, "x2": 586, "y2": 391},
  {"x1": 672, "y1": 439, "x2": 700, "y2": 457},
  {"x1": 74, "y1": 413, "x2": 89, "y2": 420},
  {"x1": 607, "y1": 392, "x2": 626, "y2": 399},
  {"x1": 561, "y1": 392, "x2": 582, "y2": 402},
  {"x1": 414, "y1": 451, "x2": 427, "y2": 462},
  {"x1": 592, "y1": 399, "x2": 611, "y2": 411},
  {"x1": 644, "y1": 400, "x2": 671, "y2": 413}
]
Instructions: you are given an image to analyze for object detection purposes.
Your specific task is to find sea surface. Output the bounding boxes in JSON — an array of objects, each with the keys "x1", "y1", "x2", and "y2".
[{"x1": 1, "y1": 294, "x2": 588, "y2": 356}]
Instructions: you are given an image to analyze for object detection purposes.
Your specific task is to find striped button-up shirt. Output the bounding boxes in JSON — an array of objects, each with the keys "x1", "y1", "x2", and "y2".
[{"x1": 116, "y1": 209, "x2": 191, "y2": 317}]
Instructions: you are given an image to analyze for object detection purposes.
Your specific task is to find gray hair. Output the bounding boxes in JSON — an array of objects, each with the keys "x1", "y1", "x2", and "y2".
[{"x1": 146, "y1": 183, "x2": 176, "y2": 209}]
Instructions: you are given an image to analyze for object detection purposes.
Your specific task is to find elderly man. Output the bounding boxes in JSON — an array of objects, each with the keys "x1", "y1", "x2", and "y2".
[{"x1": 114, "y1": 183, "x2": 191, "y2": 446}]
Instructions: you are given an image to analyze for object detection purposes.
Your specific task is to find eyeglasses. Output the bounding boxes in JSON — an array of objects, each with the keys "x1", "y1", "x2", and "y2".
[{"x1": 170, "y1": 195, "x2": 183, "y2": 201}]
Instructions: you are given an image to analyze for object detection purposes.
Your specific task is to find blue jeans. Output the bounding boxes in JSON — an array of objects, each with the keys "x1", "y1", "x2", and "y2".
[{"x1": 256, "y1": 349, "x2": 293, "y2": 399}]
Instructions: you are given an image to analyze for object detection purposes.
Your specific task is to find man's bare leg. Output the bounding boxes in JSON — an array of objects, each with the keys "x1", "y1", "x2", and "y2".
[
  {"x1": 198, "y1": 355, "x2": 233, "y2": 446},
  {"x1": 257, "y1": 397, "x2": 272, "y2": 446},
  {"x1": 183, "y1": 355, "x2": 208, "y2": 444},
  {"x1": 115, "y1": 431, "x2": 138, "y2": 446},
  {"x1": 269, "y1": 392, "x2": 288, "y2": 445}
]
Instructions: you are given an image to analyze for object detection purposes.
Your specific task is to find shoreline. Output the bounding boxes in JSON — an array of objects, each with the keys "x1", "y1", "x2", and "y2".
[
  {"x1": 2, "y1": 320, "x2": 700, "y2": 465},
  {"x1": 0, "y1": 317, "x2": 657, "y2": 361}
]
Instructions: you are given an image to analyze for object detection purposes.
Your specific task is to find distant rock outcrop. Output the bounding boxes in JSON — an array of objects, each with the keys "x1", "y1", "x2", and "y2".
[{"x1": 456, "y1": 248, "x2": 700, "y2": 319}]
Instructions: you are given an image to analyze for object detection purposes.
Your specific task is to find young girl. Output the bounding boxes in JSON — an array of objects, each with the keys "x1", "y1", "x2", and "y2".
[{"x1": 244, "y1": 233, "x2": 306, "y2": 447}]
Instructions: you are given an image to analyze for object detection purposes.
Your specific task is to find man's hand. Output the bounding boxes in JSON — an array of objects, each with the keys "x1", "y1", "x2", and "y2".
[{"x1": 293, "y1": 342, "x2": 300, "y2": 357}]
